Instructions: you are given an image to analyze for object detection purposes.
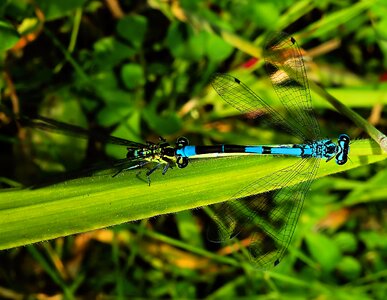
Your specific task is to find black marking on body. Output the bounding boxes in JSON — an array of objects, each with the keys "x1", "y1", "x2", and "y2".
[
  {"x1": 262, "y1": 146, "x2": 272, "y2": 154},
  {"x1": 194, "y1": 145, "x2": 246, "y2": 154}
]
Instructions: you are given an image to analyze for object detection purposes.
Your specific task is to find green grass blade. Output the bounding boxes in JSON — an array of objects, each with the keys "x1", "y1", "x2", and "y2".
[
  {"x1": 0, "y1": 139, "x2": 385, "y2": 250},
  {"x1": 309, "y1": 80, "x2": 387, "y2": 152},
  {"x1": 300, "y1": 0, "x2": 376, "y2": 38}
]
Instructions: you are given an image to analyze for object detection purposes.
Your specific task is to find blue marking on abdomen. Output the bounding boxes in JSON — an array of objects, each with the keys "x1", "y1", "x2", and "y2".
[
  {"x1": 244, "y1": 146, "x2": 264, "y2": 154},
  {"x1": 176, "y1": 146, "x2": 196, "y2": 157},
  {"x1": 245, "y1": 146, "x2": 306, "y2": 157},
  {"x1": 177, "y1": 144, "x2": 316, "y2": 158},
  {"x1": 270, "y1": 147, "x2": 302, "y2": 156}
]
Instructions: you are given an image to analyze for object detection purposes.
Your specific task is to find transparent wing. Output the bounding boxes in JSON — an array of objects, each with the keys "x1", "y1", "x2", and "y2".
[
  {"x1": 19, "y1": 115, "x2": 146, "y2": 148},
  {"x1": 208, "y1": 33, "x2": 322, "y2": 268},
  {"x1": 211, "y1": 33, "x2": 320, "y2": 142},
  {"x1": 211, "y1": 73, "x2": 306, "y2": 141},
  {"x1": 264, "y1": 32, "x2": 320, "y2": 141},
  {"x1": 31, "y1": 157, "x2": 151, "y2": 188},
  {"x1": 208, "y1": 157, "x2": 320, "y2": 269}
]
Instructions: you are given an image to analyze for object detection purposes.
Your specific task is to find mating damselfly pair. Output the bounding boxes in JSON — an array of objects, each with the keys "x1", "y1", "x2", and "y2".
[{"x1": 15, "y1": 33, "x2": 350, "y2": 269}]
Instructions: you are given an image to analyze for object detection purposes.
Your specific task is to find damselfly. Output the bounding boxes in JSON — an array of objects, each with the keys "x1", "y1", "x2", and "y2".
[
  {"x1": 172, "y1": 32, "x2": 350, "y2": 269},
  {"x1": 16, "y1": 115, "x2": 189, "y2": 185},
  {"x1": 12, "y1": 32, "x2": 350, "y2": 269}
]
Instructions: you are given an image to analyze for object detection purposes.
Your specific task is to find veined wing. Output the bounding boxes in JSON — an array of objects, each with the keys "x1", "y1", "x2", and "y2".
[
  {"x1": 19, "y1": 115, "x2": 146, "y2": 148},
  {"x1": 208, "y1": 157, "x2": 320, "y2": 269},
  {"x1": 264, "y1": 32, "x2": 320, "y2": 142},
  {"x1": 211, "y1": 73, "x2": 307, "y2": 142},
  {"x1": 31, "y1": 157, "x2": 151, "y2": 188}
]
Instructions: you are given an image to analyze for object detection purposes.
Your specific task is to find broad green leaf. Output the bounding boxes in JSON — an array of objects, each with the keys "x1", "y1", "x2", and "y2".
[{"x1": 0, "y1": 139, "x2": 385, "y2": 250}]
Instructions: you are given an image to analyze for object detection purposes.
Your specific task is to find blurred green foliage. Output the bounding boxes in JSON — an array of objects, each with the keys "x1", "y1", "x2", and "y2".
[{"x1": 0, "y1": 0, "x2": 386, "y2": 299}]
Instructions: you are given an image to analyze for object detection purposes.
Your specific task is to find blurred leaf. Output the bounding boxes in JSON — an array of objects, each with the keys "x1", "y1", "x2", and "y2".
[
  {"x1": 180, "y1": 0, "x2": 200, "y2": 11},
  {"x1": 93, "y1": 37, "x2": 136, "y2": 68},
  {"x1": 0, "y1": 1, "x2": 7, "y2": 13},
  {"x1": 2, "y1": 1, "x2": 32, "y2": 21},
  {"x1": 148, "y1": 62, "x2": 170, "y2": 77},
  {"x1": 142, "y1": 109, "x2": 182, "y2": 135},
  {"x1": 97, "y1": 105, "x2": 133, "y2": 127},
  {"x1": 35, "y1": 0, "x2": 86, "y2": 21},
  {"x1": 342, "y1": 168, "x2": 387, "y2": 205},
  {"x1": 121, "y1": 63, "x2": 145, "y2": 89},
  {"x1": 204, "y1": 31, "x2": 233, "y2": 62},
  {"x1": 229, "y1": 0, "x2": 281, "y2": 29},
  {"x1": 175, "y1": 210, "x2": 203, "y2": 248},
  {"x1": 333, "y1": 232, "x2": 358, "y2": 253},
  {"x1": 302, "y1": 0, "x2": 375, "y2": 38},
  {"x1": 305, "y1": 232, "x2": 342, "y2": 271},
  {"x1": 116, "y1": 15, "x2": 147, "y2": 49},
  {"x1": 250, "y1": 2, "x2": 280, "y2": 28},
  {"x1": 175, "y1": 282, "x2": 196, "y2": 298},
  {"x1": 336, "y1": 256, "x2": 362, "y2": 280},
  {"x1": 372, "y1": 1, "x2": 387, "y2": 39},
  {"x1": 17, "y1": 17, "x2": 40, "y2": 35},
  {"x1": 166, "y1": 21, "x2": 205, "y2": 60},
  {"x1": 90, "y1": 71, "x2": 135, "y2": 105},
  {"x1": 375, "y1": 19, "x2": 387, "y2": 41},
  {"x1": 0, "y1": 20, "x2": 19, "y2": 51},
  {"x1": 359, "y1": 231, "x2": 387, "y2": 250}
]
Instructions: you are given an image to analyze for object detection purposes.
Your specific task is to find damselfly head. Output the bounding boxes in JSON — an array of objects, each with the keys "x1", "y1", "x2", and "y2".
[
  {"x1": 176, "y1": 136, "x2": 189, "y2": 148},
  {"x1": 335, "y1": 134, "x2": 350, "y2": 165}
]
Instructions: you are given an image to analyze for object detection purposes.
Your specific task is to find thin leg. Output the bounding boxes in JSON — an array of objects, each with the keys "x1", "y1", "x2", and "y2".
[
  {"x1": 112, "y1": 161, "x2": 150, "y2": 178},
  {"x1": 146, "y1": 163, "x2": 163, "y2": 177},
  {"x1": 135, "y1": 171, "x2": 149, "y2": 184},
  {"x1": 162, "y1": 163, "x2": 170, "y2": 175},
  {"x1": 162, "y1": 157, "x2": 175, "y2": 173},
  {"x1": 145, "y1": 163, "x2": 166, "y2": 186}
]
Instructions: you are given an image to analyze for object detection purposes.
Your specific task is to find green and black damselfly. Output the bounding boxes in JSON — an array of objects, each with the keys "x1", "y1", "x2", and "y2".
[
  {"x1": 3, "y1": 32, "x2": 351, "y2": 269},
  {"x1": 13, "y1": 114, "x2": 190, "y2": 185}
]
